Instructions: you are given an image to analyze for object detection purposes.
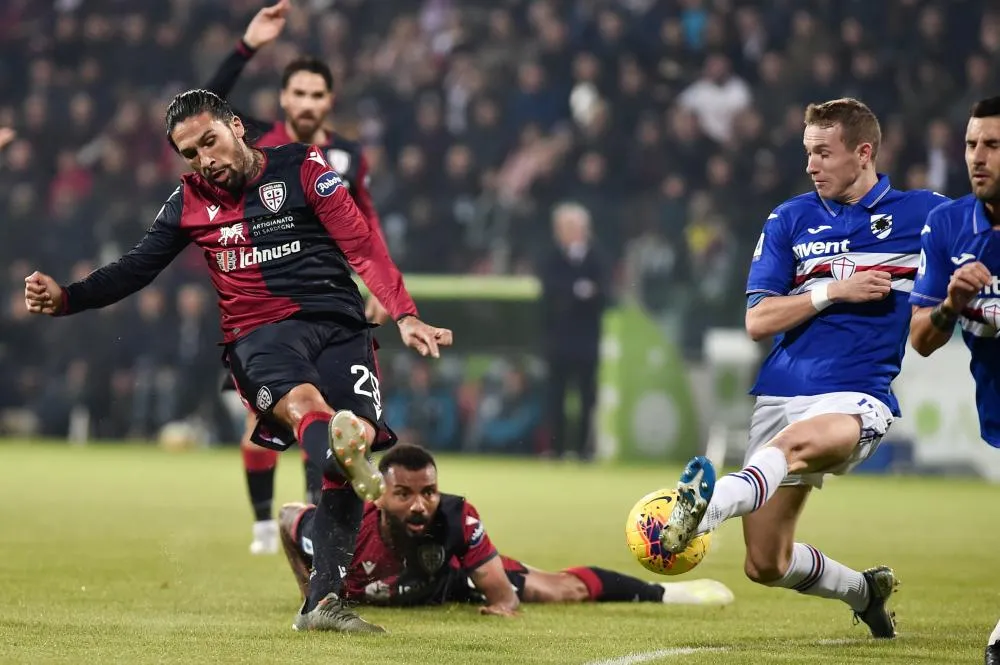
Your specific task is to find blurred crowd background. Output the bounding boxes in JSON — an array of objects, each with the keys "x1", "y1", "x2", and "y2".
[{"x1": 0, "y1": 0, "x2": 995, "y2": 449}]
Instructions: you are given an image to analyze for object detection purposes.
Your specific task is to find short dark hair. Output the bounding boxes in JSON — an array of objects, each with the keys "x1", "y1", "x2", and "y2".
[
  {"x1": 165, "y1": 89, "x2": 234, "y2": 150},
  {"x1": 971, "y1": 97, "x2": 1000, "y2": 118},
  {"x1": 281, "y1": 56, "x2": 334, "y2": 92},
  {"x1": 378, "y1": 444, "x2": 436, "y2": 475},
  {"x1": 804, "y1": 97, "x2": 881, "y2": 160}
]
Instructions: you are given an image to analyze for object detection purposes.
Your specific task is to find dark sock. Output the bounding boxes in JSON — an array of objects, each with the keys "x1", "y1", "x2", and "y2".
[
  {"x1": 304, "y1": 488, "x2": 363, "y2": 612},
  {"x1": 296, "y1": 412, "x2": 334, "y2": 476},
  {"x1": 565, "y1": 567, "x2": 664, "y2": 602},
  {"x1": 303, "y1": 458, "x2": 323, "y2": 506},
  {"x1": 247, "y1": 470, "x2": 275, "y2": 522},
  {"x1": 242, "y1": 446, "x2": 277, "y2": 522}
]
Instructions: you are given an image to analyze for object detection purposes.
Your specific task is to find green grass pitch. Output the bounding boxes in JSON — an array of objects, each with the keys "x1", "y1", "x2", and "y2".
[{"x1": 0, "y1": 441, "x2": 996, "y2": 664}]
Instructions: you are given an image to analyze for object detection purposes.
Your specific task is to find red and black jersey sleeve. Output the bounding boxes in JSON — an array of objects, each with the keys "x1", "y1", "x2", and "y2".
[
  {"x1": 456, "y1": 502, "x2": 498, "y2": 571},
  {"x1": 202, "y1": 41, "x2": 273, "y2": 136},
  {"x1": 60, "y1": 186, "x2": 189, "y2": 315},
  {"x1": 351, "y1": 152, "x2": 385, "y2": 241},
  {"x1": 299, "y1": 145, "x2": 417, "y2": 321}
]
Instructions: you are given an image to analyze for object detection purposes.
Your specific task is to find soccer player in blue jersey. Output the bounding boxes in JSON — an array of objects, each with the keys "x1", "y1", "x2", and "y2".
[
  {"x1": 651, "y1": 98, "x2": 948, "y2": 639},
  {"x1": 905, "y1": 96, "x2": 1000, "y2": 664}
]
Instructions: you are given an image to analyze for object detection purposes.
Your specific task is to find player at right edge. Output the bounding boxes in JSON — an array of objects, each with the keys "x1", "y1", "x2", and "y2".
[
  {"x1": 652, "y1": 98, "x2": 948, "y2": 638},
  {"x1": 905, "y1": 96, "x2": 1000, "y2": 665}
]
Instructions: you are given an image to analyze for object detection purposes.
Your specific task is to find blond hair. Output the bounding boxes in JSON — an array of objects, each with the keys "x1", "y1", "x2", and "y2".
[{"x1": 804, "y1": 98, "x2": 881, "y2": 160}]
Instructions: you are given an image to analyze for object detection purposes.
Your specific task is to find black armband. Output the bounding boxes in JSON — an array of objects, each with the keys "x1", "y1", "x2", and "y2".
[{"x1": 929, "y1": 303, "x2": 958, "y2": 333}]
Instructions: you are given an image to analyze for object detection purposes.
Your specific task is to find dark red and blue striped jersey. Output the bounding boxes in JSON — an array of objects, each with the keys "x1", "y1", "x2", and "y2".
[
  {"x1": 343, "y1": 494, "x2": 497, "y2": 606},
  {"x1": 204, "y1": 41, "x2": 384, "y2": 239},
  {"x1": 59, "y1": 143, "x2": 417, "y2": 343}
]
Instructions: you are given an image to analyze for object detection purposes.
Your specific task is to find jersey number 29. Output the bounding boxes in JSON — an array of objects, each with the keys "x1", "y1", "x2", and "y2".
[{"x1": 351, "y1": 365, "x2": 382, "y2": 419}]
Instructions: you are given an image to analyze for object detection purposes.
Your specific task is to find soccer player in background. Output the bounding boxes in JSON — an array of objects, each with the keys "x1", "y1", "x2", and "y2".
[
  {"x1": 203, "y1": 0, "x2": 391, "y2": 555},
  {"x1": 905, "y1": 96, "x2": 1000, "y2": 664},
  {"x1": 278, "y1": 444, "x2": 735, "y2": 613},
  {"x1": 653, "y1": 98, "x2": 948, "y2": 639},
  {"x1": 24, "y1": 89, "x2": 452, "y2": 632}
]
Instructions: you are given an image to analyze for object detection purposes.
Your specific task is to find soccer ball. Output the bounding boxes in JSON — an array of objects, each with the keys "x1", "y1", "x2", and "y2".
[{"x1": 625, "y1": 488, "x2": 712, "y2": 576}]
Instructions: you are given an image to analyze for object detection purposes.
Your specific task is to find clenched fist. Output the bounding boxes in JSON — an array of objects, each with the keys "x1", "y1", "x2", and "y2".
[
  {"x1": 24, "y1": 271, "x2": 63, "y2": 315},
  {"x1": 828, "y1": 270, "x2": 893, "y2": 304},
  {"x1": 944, "y1": 261, "x2": 991, "y2": 312}
]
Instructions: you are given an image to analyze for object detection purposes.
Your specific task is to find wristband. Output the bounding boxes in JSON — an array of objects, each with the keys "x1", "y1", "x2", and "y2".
[
  {"x1": 929, "y1": 303, "x2": 958, "y2": 333},
  {"x1": 396, "y1": 313, "x2": 415, "y2": 323},
  {"x1": 810, "y1": 283, "x2": 832, "y2": 312}
]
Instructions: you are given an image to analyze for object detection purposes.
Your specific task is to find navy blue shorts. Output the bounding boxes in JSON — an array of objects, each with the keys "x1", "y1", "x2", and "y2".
[{"x1": 224, "y1": 318, "x2": 395, "y2": 452}]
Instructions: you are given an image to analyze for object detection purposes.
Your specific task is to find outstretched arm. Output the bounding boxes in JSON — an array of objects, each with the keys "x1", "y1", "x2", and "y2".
[
  {"x1": 300, "y1": 147, "x2": 453, "y2": 356},
  {"x1": 203, "y1": 0, "x2": 289, "y2": 133},
  {"x1": 470, "y1": 556, "x2": 520, "y2": 617},
  {"x1": 353, "y1": 151, "x2": 391, "y2": 323},
  {"x1": 25, "y1": 187, "x2": 189, "y2": 315}
]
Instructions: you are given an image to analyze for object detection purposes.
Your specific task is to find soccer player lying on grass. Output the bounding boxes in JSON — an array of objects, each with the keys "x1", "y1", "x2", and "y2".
[{"x1": 278, "y1": 444, "x2": 734, "y2": 615}]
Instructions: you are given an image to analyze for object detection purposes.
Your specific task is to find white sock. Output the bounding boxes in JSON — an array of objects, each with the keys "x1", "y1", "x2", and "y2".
[
  {"x1": 697, "y1": 446, "x2": 787, "y2": 534},
  {"x1": 989, "y1": 617, "x2": 1000, "y2": 647},
  {"x1": 765, "y1": 543, "x2": 869, "y2": 612}
]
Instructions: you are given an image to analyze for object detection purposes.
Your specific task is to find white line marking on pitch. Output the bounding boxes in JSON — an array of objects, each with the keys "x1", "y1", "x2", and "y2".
[{"x1": 584, "y1": 647, "x2": 727, "y2": 665}]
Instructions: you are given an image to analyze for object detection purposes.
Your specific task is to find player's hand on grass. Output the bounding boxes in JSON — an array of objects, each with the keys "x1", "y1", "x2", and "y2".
[
  {"x1": 398, "y1": 316, "x2": 453, "y2": 358},
  {"x1": 828, "y1": 270, "x2": 892, "y2": 303},
  {"x1": 479, "y1": 603, "x2": 518, "y2": 618},
  {"x1": 365, "y1": 295, "x2": 389, "y2": 325},
  {"x1": 24, "y1": 271, "x2": 63, "y2": 315},
  {"x1": 243, "y1": 0, "x2": 290, "y2": 50},
  {"x1": 944, "y1": 261, "x2": 992, "y2": 313},
  {"x1": 0, "y1": 127, "x2": 15, "y2": 151}
]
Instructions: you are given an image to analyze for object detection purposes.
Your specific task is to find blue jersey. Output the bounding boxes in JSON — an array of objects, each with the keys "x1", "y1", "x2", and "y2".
[
  {"x1": 910, "y1": 195, "x2": 1000, "y2": 447},
  {"x1": 747, "y1": 175, "x2": 946, "y2": 415}
]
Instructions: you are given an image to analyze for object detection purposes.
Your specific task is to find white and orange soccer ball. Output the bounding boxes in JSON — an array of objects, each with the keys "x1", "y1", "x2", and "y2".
[{"x1": 625, "y1": 488, "x2": 712, "y2": 576}]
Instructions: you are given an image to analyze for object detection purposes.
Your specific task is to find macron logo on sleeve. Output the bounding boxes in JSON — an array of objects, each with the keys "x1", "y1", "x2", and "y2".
[{"x1": 307, "y1": 150, "x2": 328, "y2": 168}]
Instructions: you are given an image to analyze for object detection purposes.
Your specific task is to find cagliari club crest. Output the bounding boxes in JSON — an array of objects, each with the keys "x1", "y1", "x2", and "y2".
[
  {"x1": 259, "y1": 181, "x2": 286, "y2": 213},
  {"x1": 417, "y1": 544, "x2": 446, "y2": 573}
]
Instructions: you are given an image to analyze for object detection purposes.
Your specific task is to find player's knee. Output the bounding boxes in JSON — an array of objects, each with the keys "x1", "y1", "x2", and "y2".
[
  {"x1": 526, "y1": 583, "x2": 563, "y2": 603},
  {"x1": 558, "y1": 574, "x2": 591, "y2": 602},
  {"x1": 285, "y1": 383, "x2": 329, "y2": 411},
  {"x1": 524, "y1": 575, "x2": 584, "y2": 603},
  {"x1": 770, "y1": 415, "x2": 858, "y2": 468},
  {"x1": 768, "y1": 422, "x2": 811, "y2": 461},
  {"x1": 277, "y1": 384, "x2": 333, "y2": 428},
  {"x1": 743, "y1": 551, "x2": 787, "y2": 585},
  {"x1": 239, "y1": 415, "x2": 258, "y2": 448}
]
